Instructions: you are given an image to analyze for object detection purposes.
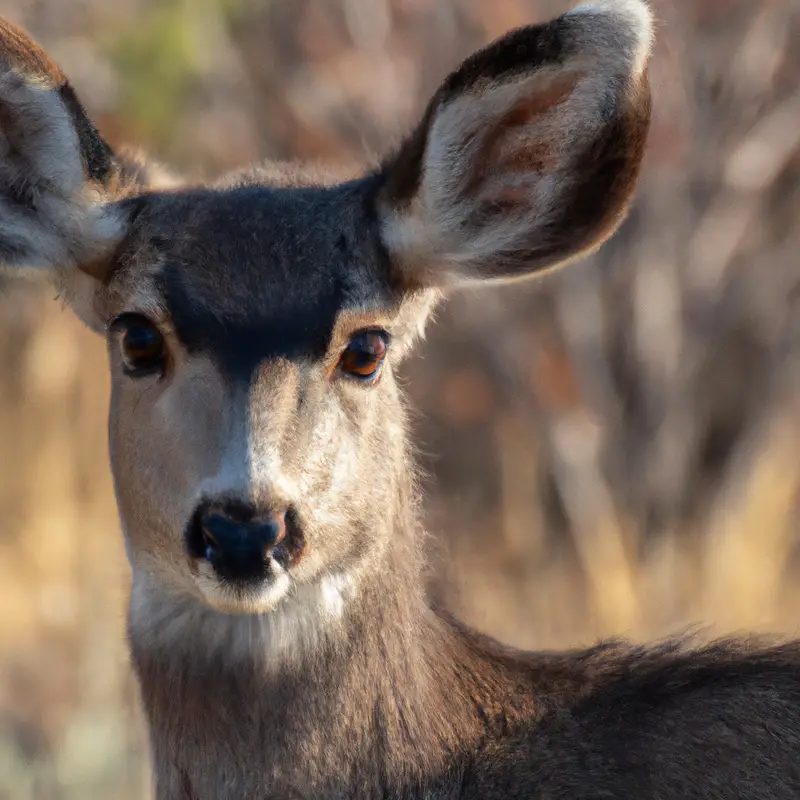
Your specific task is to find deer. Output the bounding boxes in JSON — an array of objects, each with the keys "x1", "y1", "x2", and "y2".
[{"x1": 3, "y1": 0, "x2": 800, "y2": 797}]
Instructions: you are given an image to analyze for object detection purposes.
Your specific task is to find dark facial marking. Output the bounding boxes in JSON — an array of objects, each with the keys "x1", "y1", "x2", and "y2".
[
  {"x1": 159, "y1": 265, "x2": 344, "y2": 382},
  {"x1": 151, "y1": 186, "x2": 356, "y2": 383}
]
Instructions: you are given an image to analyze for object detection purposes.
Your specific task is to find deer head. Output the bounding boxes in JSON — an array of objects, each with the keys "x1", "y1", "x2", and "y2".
[{"x1": 0, "y1": 2, "x2": 652, "y2": 634}]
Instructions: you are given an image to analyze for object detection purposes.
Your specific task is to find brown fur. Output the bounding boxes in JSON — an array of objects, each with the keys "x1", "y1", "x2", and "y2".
[
  {"x1": 376, "y1": 12, "x2": 654, "y2": 286},
  {"x1": 0, "y1": 17, "x2": 65, "y2": 82},
  {"x1": 6, "y1": 3, "x2": 800, "y2": 799}
]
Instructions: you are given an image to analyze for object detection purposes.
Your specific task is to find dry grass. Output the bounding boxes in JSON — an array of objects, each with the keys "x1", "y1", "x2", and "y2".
[{"x1": 1, "y1": 0, "x2": 799, "y2": 798}]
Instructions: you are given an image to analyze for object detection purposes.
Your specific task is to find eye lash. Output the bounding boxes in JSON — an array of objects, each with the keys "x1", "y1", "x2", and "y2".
[
  {"x1": 346, "y1": 328, "x2": 391, "y2": 347},
  {"x1": 107, "y1": 313, "x2": 132, "y2": 334},
  {"x1": 332, "y1": 329, "x2": 391, "y2": 363},
  {"x1": 108, "y1": 312, "x2": 169, "y2": 333}
]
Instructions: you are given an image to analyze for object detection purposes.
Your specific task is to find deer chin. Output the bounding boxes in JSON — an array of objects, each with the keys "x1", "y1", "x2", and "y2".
[
  {"x1": 189, "y1": 554, "x2": 360, "y2": 620},
  {"x1": 192, "y1": 558, "x2": 293, "y2": 615},
  {"x1": 129, "y1": 565, "x2": 361, "y2": 670}
]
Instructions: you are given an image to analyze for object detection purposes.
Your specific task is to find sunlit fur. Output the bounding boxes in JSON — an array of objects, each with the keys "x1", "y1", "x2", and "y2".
[{"x1": 7, "y1": 3, "x2": 800, "y2": 800}]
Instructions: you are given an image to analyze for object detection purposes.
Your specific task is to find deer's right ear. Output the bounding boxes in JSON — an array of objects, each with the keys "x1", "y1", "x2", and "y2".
[
  {"x1": 376, "y1": 0, "x2": 653, "y2": 289},
  {"x1": 0, "y1": 18, "x2": 141, "y2": 329}
]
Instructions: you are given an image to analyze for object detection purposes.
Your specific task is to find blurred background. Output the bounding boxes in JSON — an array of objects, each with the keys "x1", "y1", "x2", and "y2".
[{"x1": 0, "y1": 0, "x2": 799, "y2": 797}]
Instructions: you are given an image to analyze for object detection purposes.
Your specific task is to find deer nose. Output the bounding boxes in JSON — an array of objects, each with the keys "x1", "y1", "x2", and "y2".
[{"x1": 187, "y1": 504, "x2": 287, "y2": 584}]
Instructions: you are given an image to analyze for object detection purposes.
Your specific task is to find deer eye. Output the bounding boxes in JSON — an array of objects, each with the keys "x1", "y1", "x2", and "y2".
[
  {"x1": 110, "y1": 313, "x2": 166, "y2": 377},
  {"x1": 338, "y1": 330, "x2": 389, "y2": 382}
]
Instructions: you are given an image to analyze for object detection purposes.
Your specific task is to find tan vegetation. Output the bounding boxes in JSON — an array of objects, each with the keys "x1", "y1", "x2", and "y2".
[{"x1": 0, "y1": 0, "x2": 798, "y2": 797}]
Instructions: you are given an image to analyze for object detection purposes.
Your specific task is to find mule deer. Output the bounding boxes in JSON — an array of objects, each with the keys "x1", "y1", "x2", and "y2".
[{"x1": 4, "y1": 1, "x2": 800, "y2": 798}]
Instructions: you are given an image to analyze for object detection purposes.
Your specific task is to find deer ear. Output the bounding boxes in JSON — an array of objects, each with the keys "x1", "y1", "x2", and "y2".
[
  {"x1": 377, "y1": 0, "x2": 653, "y2": 288},
  {"x1": 0, "y1": 17, "x2": 138, "y2": 327}
]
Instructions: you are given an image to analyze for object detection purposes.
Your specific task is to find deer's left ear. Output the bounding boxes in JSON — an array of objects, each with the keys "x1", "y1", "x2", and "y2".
[{"x1": 376, "y1": 0, "x2": 653, "y2": 288}]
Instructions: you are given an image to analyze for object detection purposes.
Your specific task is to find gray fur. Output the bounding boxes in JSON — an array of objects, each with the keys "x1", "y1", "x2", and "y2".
[{"x1": 7, "y1": 3, "x2": 800, "y2": 800}]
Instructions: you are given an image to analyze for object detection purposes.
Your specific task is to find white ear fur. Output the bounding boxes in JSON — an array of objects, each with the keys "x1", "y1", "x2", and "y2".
[
  {"x1": 378, "y1": 0, "x2": 654, "y2": 288},
  {"x1": 0, "y1": 68, "x2": 125, "y2": 276},
  {"x1": 568, "y1": 0, "x2": 654, "y2": 79}
]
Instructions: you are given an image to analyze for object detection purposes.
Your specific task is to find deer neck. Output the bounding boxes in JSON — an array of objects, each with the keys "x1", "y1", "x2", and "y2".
[{"x1": 127, "y1": 514, "x2": 492, "y2": 798}]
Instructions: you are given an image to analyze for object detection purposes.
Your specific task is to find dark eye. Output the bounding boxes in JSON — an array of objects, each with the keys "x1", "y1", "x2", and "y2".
[
  {"x1": 110, "y1": 314, "x2": 166, "y2": 377},
  {"x1": 338, "y1": 330, "x2": 389, "y2": 382}
]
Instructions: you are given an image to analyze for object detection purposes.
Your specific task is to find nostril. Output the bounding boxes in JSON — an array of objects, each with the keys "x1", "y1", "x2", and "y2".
[
  {"x1": 199, "y1": 522, "x2": 218, "y2": 560},
  {"x1": 186, "y1": 505, "x2": 289, "y2": 580},
  {"x1": 270, "y1": 511, "x2": 287, "y2": 548},
  {"x1": 254, "y1": 513, "x2": 286, "y2": 552}
]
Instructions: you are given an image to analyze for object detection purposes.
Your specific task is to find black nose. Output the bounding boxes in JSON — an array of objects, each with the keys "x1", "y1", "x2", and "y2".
[{"x1": 187, "y1": 503, "x2": 287, "y2": 584}]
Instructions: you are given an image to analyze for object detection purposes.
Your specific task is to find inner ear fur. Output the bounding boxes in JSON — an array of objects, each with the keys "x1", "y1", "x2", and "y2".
[
  {"x1": 0, "y1": 16, "x2": 115, "y2": 184},
  {"x1": 0, "y1": 17, "x2": 162, "y2": 288},
  {"x1": 377, "y1": 0, "x2": 654, "y2": 288}
]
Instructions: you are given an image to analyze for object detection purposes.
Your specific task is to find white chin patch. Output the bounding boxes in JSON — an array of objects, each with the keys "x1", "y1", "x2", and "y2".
[
  {"x1": 318, "y1": 572, "x2": 358, "y2": 619},
  {"x1": 130, "y1": 565, "x2": 361, "y2": 668},
  {"x1": 194, "y1": 561, "x2": 292, "y2": 614},
  {"x1": 191, "y1": 561, "x2": 358, "y2": 623}
]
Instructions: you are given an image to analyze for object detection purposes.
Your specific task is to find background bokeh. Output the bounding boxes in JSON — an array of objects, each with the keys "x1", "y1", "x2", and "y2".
[{"x1": 1, "y1": 0, "x2": 799, "y2": 797}]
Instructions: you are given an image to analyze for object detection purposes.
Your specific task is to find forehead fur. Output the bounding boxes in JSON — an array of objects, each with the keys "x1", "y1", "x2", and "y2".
[{"x1": 107, "y1": 175, "x2": 408, "y2": 377}]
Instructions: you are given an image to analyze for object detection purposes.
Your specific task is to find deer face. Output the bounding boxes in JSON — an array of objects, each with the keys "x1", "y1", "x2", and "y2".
[
  {"x1": 99, "y1": 182, "x2": 430, "y2": 615},
  {"x1": 0, "y1": 1, "x2": 652, "y2": 618}
]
